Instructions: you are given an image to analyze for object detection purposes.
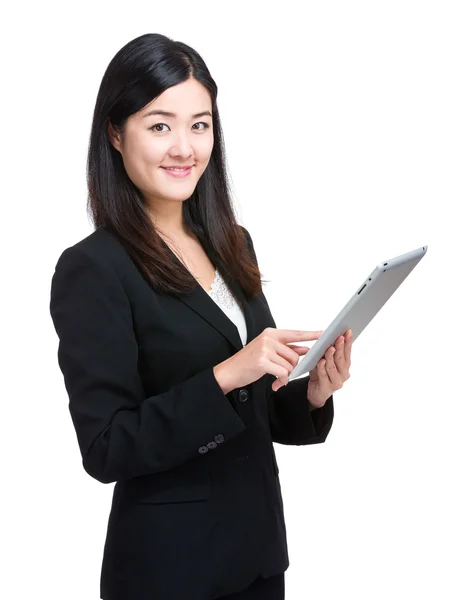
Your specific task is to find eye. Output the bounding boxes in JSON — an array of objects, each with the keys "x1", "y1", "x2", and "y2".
[
  {"x1": 193, "y1": 122, "x2": 210, "y2": 131},
  {"x1": 151, "y1": 123, "x2": 169, "y2": 133},
  {"x1": 150, "y1": 122, "x2": 211, "y2": 133}
]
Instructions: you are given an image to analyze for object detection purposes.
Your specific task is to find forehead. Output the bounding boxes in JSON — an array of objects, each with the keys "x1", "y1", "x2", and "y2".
[{"x1": 139, "y1": 79, "x2": 212, "y2": 119}]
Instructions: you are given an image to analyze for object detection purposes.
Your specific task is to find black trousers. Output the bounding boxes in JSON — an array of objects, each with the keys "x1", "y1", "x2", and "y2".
[{"x1": 215, "y1": 573, "x2": 285, "y2": 599}]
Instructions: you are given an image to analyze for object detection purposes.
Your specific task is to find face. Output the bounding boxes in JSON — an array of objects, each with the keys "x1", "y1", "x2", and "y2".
[{"x1": 108, "y1": 77, "x2": 214, "y2": 211}]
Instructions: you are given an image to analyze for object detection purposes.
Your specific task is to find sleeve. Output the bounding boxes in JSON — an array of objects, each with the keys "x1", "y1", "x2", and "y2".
[
  {"x1": 267, "y1": 374, "x2": 334, "y2": 445},
  {"x1": 240, "y1": 225, "x2": 335, "y2": 445},
  {"x1": 49, "y1": 246, "x2": 246, "y2": 484}
]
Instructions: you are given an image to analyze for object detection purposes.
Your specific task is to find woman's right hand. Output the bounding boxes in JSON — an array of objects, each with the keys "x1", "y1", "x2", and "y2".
[{"x1": 213, "y1": 327, "x2": 324, "y2": 395}]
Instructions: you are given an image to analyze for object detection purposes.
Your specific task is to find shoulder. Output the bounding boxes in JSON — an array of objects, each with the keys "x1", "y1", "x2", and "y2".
[
  {"x1": 56, "y1": 225, "x2": 120, "y2": 259},
  {"x1": 53, "y1": 226, "x2": 130, "y2": 275},
  {"x1": 50, "y1": 227, "x2": 139, "y2": 305}
]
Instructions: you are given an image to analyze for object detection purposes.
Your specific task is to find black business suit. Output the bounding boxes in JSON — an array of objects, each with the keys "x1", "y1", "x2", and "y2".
[{"x1": 49, "y1": 224, "x2": 334, "y2": 600}]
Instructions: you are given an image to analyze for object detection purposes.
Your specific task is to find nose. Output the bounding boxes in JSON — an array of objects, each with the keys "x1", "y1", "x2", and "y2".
[{"x1": 169, "y1": 130, "x2": 194, "y2": 158}]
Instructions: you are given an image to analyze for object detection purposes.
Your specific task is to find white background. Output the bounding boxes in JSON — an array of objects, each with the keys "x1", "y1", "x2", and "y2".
[{"x1": 2, "y1": 1, "x2": 464, "y2": 598}]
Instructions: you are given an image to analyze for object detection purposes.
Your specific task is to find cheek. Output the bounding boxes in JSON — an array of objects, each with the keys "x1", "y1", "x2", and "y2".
[
  {"x1": 124, "y1": 142, "x2": 164, "y2": 179},
  {"x1": 139, "y1": 142, "x2": 165, "y2": 167},
  {"x1": 196, "y1": 135, "x2": 215, "y2": 165}
]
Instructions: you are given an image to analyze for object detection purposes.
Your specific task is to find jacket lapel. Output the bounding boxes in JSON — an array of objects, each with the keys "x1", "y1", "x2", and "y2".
[
  {"x1": 159, "y1": 235, "x2": 256, "y2": 352},
  {"x1": 174, "y1": 273, "x2": 255, "y2": 352},
  {"x1": 102, "y1": 226, "x2": 254, "y2": 351}
]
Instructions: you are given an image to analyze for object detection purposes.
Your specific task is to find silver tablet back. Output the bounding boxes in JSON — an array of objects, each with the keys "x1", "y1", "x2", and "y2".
[{"x1": 289, "y1": 245, "x2": 428, "y2": 380}]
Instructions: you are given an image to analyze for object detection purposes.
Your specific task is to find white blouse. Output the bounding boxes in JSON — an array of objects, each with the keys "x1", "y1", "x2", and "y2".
[{"x1": 206, "y1": 268, "x2": 247, "y2": 347}]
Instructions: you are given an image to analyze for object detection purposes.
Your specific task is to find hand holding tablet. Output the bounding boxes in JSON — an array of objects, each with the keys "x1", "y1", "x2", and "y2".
[{"x1": 286, "y1": 244, "x2": 428, "y2": 383}]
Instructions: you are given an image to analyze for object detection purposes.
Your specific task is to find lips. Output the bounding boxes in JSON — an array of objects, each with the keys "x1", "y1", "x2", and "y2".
[
  {"x1": 161, "y1": 166, "x2": 193, "y2": 170},
  {"x1": 161, "y1": 166, "x2": 193, "y2": 178}
]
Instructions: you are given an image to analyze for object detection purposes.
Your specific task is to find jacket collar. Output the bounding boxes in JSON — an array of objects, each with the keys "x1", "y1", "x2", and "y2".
[
  {"x1": 174, "y1": 270, "x2": 255, "y2": 352},
  {"x1": 167, "y1": 238, "x2": 255, "y2": 352},
  {"x1": 101, "y1": 226, "x2": 253, "y2": 351}
]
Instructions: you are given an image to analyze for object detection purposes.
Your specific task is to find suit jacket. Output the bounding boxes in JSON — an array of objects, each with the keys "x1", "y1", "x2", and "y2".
[{"x1": 49, "y1": 224, "x2": 334, "y2": 600}]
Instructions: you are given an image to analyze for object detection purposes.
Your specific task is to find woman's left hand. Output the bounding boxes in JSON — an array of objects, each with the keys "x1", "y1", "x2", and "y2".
[{"x1": 307, "y1": 329, "x2": 353, "y2": 409}]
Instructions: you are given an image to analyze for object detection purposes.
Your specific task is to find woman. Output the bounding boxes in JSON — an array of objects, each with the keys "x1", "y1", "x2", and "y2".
[{"x1": 49, "y1": 33, "x2": 352, "y2": 600}]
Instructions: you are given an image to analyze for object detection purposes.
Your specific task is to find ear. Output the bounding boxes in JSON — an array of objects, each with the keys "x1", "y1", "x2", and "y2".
[{"x1": 107, "y1": 119, "x2": 122, "y2": 153}]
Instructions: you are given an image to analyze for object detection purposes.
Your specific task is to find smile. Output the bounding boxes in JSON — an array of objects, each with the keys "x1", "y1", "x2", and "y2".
[{"x1": 161, "y1": 166, "x2": 193, "y2": 178}]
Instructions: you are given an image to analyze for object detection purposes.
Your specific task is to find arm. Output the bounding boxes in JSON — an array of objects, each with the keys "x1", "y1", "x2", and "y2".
[
  {"x1": 241, "y1": 225, "x2": 335, "y2": 445},
  {"x1": 50, "y1": 247, "x2": 246, "y2": 484}
]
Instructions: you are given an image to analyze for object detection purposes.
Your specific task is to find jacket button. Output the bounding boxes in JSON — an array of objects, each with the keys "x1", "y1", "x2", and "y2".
[
  {"x1": 198, "y1": 446, "x2": 208, "y2": 454},
  {"x1": 207, "y1": 441, "x2": 217, "y2": 449},
  {"x1": 214, "y1": 434, "x2": 224, "y2": 443},
  {"x1": 238, "y1": 389, "x2": 249, "y2": 402}
]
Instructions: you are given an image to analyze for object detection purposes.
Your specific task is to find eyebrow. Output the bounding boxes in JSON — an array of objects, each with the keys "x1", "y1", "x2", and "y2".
[{"x1": 143, "y1": 110, "x2": 212, "y2": 119}]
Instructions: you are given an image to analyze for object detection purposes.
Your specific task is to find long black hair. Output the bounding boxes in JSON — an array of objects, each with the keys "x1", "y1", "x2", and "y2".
[{"x1": 86, "y1": 32, "x2": 268, "y2": 298}]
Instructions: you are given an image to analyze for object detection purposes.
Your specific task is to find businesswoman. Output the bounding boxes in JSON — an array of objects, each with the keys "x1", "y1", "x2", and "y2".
[{"x1": 49, "y1": 33, "x2": 352, "y2": 600}]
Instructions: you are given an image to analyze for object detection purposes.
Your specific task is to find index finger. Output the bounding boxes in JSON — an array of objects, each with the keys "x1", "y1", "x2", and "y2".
[{"x1": 275, "y1": 329, "x2": 324, "y2": 343}]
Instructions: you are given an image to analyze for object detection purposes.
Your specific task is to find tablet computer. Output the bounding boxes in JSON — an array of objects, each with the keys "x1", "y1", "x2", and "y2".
[{"x1": 288, "y1": 245, "x2": 428, "y2": 380}]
